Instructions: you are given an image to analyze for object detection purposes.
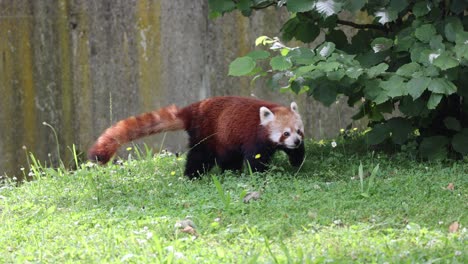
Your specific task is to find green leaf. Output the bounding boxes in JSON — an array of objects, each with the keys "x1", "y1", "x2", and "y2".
[
  {"x1": 450, "y1": 0, "x2": 468, "y2": 14},
  {"x1": 423, "y1": 66, "x2": 439, "y2": 77},
  {"x1": 229, "y1": 57, "x2": 256, "y2": 76},
  {"x1": 208, "y1": 0, "x2": 236, "y2": 13},
  {"x1": 406, "y1": 77, "x2": 430, "y2": 100},
  {"x1": 246, "y1": 50, "x2": 270, "y2": 60},
  {"x1": 429, "y1": 35, "x2": 445, "y2": 50},
  {"x1": 280, "y1": 48, "x2": 290, "y2": 56},
  {"x1": 395, "y1": 27, "x2": 414, "y2": 52},
  {"x1": 396, "y1": 62, "x2": 421, "y2": 77},
  {"x1": 287, "y1": 0, "x2": 315, "y2": 12},
  {"x1": 326, "y1": 69, "x2": 345, "y2": 81},
  {"x1": 255, "y1": 36, "x2": 273, "y2": 46},
  {"x1": 381, "y1": 76, "x2": 406, "y2": 98},
  {"x1": 452, "y1": 129, "x2": 468, "y2": 155},
  {"x1": 413, "y1": 1, "x2": 430, "y2": 17},
  {"x1": 367, "y1": 63, "x2": 388, "y2": 78},
  {"x1": 366, "y1": 123, "x2": 390, "y2": 145},
  {"x1": 432, "y1": 52, "x2": 459, "y2": 70},
  {"x1": 390, "y1": 0, "x2": 408, "y2": 13},
  {"x1": 312, "y1": 82, "x2": 338, "y2": 106},
  {"x1": 315, "y1": 0, "x2": 342, "y2": 17},
  {"x1": 280, "y1": 17, "x2": 300, "y2": 41},
  {"x1": 415, "y1": 24, "x2": 437, "y2": 43},
  {"x1": 295, "y1": 22, "x2": 320, "y2": 43},
  {"x1": 268, "y1": 72, "x2": 285, "y2": 90},
  {"x1": 443, "y1": 117, "x2": 461, "y2": 131},
  {"x1": 387, "y1": 117, "x2": 413, "y2": 144},
  {"x1": 346, "y1": 67, "x2": 364, "y2": 79},
  {"x1": 419, "y1": 136, "x2": 449, "y2": 160},
  {"x1": 410, "y1": 45, "x2": 426, "y2": 63},
  {"x1": 371, "y1": 37, "x2": 393, "y2": 53},
  {"x1": 428, "y1": 78, "x2": 457, "y2": 95},
  {"x1": 288, "y1": 47, "x2": 316, "y2": 65},
  {"x1": 427, "y1": 93, "x2": 443, "y2": 109},
  {"x1": 344, "y1": 0, "x2": 365, "y2": 12},
  {"x1": 270, "y1": 56, "x2": 292, "y2": 71},
  {"x1": 399, "y1": 96, "x2": 429, "y2": 117},
  {"x1": 316, "y1": 61, "x2": 341, "y2": 72},
  {"x1": 454, "y1": 43, "x2": 468, "y2": 59},
  {"x1": 364, "y1": 80, "x2": 388, "y2": 105},
  {"x1": 317, "y1": 42, "x2": 335, "y2": 58},
  {"x1": 237, "y1": 0, "x2": 250, "y2": 10},
  {"x1": 326, "y1": 30, "x2": 348, "y2": 50},
  {"x1": 455, "y1": 30, "x2": 468, "y2": 44},
  {"x1": 290, "y1": 80, "x2": 302, "y2": 94},
  {"x1": 444, "y1": 17, "x2": 463, "y2": 42}
]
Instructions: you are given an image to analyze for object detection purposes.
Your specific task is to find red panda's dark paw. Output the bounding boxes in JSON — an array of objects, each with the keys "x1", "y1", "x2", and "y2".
[{"x1": 87, "y1": 149, "x2": 112, "y2": 164}]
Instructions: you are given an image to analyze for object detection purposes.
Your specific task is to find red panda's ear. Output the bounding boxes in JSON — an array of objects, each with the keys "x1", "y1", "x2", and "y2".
[
  {"x1": 259, "y1": 106, "x2": 275, "y2": 125},
  {"x1": 290, "y1": 102, "x2": 299, "y2": 114}
]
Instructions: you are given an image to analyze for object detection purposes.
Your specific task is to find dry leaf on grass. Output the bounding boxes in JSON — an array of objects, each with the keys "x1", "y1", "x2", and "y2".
[
  {"x1": 446, "y1": 183, "x2": 455, "y2": 191},
  {"x1": 448, "y1": 221, "x2": 459, "y2": 233},
  {"x1": 181, "y1": 226, "x2": 197, "y2": 235},
  {"x1": 175, "y1": 219, "x2": 198, "y2": 236}
]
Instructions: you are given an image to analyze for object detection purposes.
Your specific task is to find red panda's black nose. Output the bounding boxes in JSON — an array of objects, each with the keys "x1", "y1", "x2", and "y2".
[{"x1": 294, "y1": 139, "x2": 301, "y2": 146}]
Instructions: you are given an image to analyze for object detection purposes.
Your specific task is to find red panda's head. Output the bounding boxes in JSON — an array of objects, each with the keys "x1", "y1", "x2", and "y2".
[{"x1": 259, "y1": 102, "x2": 304, "y2": 149}]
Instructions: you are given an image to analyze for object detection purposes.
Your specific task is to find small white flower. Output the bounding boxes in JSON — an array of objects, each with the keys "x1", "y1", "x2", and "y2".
[
  {"x1": 146, "y1": 231, "x2": 153, "y2": 240},
  {"x1": 331, "y1": 141, "x2": 337, "y2": 148}
]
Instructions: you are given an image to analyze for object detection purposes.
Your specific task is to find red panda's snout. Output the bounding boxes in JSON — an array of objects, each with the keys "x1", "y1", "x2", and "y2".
[{"x1": 281, "y1": 130, "x2": 303, "y2": 149}]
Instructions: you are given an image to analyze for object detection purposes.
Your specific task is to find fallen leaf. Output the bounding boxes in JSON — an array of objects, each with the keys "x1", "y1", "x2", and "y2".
[
  {"x1": 446, "y1": 183, "x2": 455, "y2": 191},
  {"x1": 175, "y1": 219, "x2": 198, "y2": 236},
  {"x1": 182, "y1": 226, "x2": 197, "y2": 235},
  {"x1": 175, "y1": 219, "x2": 196, "y2": 229},
  {"x1": 243, "y1": 191, "x2": 261, "y2": 203},
  {"x1": 449, "y1": 221, "x2": 459, "y2": 233}
]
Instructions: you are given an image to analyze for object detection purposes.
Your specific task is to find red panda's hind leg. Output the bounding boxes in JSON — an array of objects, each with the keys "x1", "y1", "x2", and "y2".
[{"x1": 184, "y1": 145, "x2": 216, "y2": 179}]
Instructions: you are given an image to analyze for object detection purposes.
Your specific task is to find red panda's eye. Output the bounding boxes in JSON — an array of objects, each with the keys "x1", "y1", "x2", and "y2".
[
  {"x1": 297, "y1": 129, "x2": 301, "y2": 134},
  {"x1": 283, "y1": 132, "x2": 290, "y2": 137}
]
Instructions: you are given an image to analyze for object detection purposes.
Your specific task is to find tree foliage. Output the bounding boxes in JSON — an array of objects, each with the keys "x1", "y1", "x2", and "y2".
[{"x1": 210, "y1": 0, "x2": 468, "y2": 159}]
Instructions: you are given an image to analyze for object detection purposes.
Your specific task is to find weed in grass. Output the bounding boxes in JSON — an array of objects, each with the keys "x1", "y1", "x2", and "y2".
[
  {"x1": 358, "y1": 162, "x2": 380, "y2": 198},
  {"x1": 211, "y1": 175, "x2": 232, "y2": 211}
]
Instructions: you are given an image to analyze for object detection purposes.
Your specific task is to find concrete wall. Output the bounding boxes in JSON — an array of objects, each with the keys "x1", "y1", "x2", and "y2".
[{"x1": 0, "y1": 0, "x2": 363, "y2": 178}]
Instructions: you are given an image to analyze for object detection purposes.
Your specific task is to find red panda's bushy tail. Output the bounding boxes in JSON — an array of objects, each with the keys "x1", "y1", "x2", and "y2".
[{"x1": 88, "y1": 104, "x2": 184, "y2": 164}]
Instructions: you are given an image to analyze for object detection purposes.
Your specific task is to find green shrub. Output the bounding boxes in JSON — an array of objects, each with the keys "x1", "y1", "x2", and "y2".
[{"x1": 212, "y1": 0, "x2": 468, "y2": 159}]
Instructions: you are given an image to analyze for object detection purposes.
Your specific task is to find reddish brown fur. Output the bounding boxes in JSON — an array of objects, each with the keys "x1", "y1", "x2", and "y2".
[
  {"x1": 88, "y1": 105, "x2": 183, "y2": 164},
  {"x1": 88, "y1": 96, "x2": 304, "y2": 178}
]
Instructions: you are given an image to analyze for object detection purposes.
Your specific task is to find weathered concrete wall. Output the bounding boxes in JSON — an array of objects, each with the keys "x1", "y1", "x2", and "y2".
[{"x1": 0, "y1": 0, "x2": 363, "y2": 178}]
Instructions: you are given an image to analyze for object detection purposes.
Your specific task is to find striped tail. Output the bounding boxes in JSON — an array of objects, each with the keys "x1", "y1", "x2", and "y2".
[{"x1": 88, "y1": 104, "x2": 184, "y2": 164}]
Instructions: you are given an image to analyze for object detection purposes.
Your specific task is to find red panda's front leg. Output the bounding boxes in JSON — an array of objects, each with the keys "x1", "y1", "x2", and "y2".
[
  {"x1": 282, "y1": 143, "x2": 305, "y2": 167},
  {"x1": 243, "y1": 144, "x2": 276, "y2": 173}
]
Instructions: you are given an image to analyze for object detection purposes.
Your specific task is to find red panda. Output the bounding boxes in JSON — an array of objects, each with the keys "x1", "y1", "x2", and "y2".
[{"x1": 88, "y1": 96, "x2": 305, "y2": 179}]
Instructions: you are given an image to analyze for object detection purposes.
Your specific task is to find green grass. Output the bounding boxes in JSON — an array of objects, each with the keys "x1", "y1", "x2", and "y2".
[{"x1": 0, "y1": 139, "x2": 467, "y2": 263}]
